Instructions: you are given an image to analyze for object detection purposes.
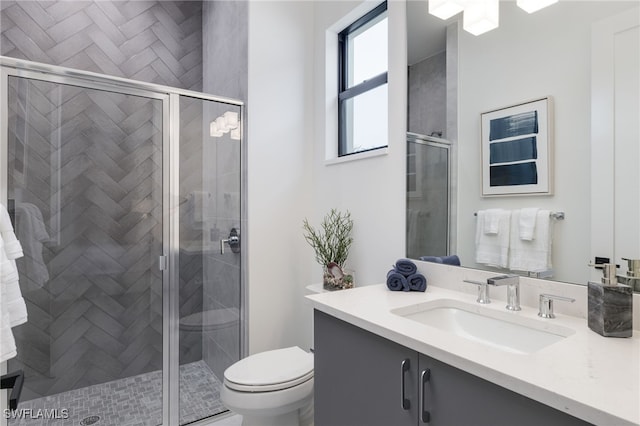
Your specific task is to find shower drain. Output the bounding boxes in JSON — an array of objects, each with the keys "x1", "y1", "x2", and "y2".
[{"x1": 80, "y1": 415, "x2": 101, "y2": 425}]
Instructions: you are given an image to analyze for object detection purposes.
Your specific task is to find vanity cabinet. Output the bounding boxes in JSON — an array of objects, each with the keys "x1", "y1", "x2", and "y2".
[{"x1": 314, "y1": 310, "x2": 592, "y2": 426}]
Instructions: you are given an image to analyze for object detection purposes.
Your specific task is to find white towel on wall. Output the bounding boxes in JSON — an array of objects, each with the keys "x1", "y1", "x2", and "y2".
[
  {"x1": 0, "y1": 203, "x2": 28, "y2": 328},
  {"x1": 483, "y1": 209, "x2": 503, "y2": 235},
  {"x1": 0, "y1": 204, "x2": 23, "y2": 260},
  {"x1": 519, "y1": 208, "x2": 539, "y2": 241},
  {"x1": 475, "y1": 209, "x2": 511, "y2": 268},
  {"x1": 509, "y1": 210, "x2": 552, "y2": 272},
  {"x1": 0, "y1": 292, "x2": 18, "y2": 362}
]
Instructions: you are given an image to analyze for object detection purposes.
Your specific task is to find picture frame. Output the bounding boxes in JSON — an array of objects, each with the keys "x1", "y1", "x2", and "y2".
[{"x1": 480, "y1": 97, "x2": 553, "y2": 196}]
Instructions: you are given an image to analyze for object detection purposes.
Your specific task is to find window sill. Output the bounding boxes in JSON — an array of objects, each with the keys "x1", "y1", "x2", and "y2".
[{"x1": 324, "y1": 147, "x2": 389, "y2": 166}]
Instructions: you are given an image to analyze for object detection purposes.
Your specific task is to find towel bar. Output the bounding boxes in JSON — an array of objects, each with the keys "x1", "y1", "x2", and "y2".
[{"x1": 473, "y1": 211, "x2": 565, "y2": 220}]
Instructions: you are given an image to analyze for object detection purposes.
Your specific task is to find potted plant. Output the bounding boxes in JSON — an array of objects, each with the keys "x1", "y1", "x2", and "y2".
[{"x1": 302, "y1": 209, "x2": 354, "y2": 290}]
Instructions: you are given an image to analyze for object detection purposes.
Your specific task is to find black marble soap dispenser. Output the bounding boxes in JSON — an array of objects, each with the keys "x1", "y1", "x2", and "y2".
[{"x1": 588, "y1": 263, "x2": 633, "y2": 338}]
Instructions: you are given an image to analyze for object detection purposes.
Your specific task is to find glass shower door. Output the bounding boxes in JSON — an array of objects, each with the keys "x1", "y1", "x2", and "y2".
[
  {"x1": 406, "y1": 134, "x2": 451, "y2": 259},
  {"x1": 177, "y1": 96, "x2": 242, "y2": 424},
  {"x1": 5, "y1": 74, "x2": 166, "y2": 425}
]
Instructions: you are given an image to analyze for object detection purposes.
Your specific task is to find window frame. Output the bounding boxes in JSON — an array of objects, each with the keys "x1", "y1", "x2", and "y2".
[{"x1": 337, "y1": 1, "x2": 388, "y2": 157}]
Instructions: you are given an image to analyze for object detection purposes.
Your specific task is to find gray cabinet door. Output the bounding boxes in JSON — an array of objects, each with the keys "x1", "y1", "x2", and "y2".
[
  {"x1": 314, "y1": 310, "x2": 418, "y2": 426},
  {"x1": 418, "y1": 354, "x2": 592, "y2": 426}
]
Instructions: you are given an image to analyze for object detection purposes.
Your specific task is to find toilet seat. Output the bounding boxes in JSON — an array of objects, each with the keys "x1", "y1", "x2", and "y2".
[{"x1": 224, "y1": 346, "x2": 314, "y2": 392}]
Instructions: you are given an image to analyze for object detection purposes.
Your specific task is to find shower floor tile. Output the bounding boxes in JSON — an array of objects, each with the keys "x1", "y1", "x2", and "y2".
[{"x1": 9, "y1": 360, "x2": 227, "y2": 426}]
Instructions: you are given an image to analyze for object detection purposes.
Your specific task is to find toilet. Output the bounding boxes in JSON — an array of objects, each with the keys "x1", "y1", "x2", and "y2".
[{"x1": 220, "y1": 346, "x2": 314, "y2": 426}]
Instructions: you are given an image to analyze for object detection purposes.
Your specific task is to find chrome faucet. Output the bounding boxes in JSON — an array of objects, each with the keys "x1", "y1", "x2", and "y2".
[
  {"x1": 462, "y1": 279, "x2": 491, "y2": 304},
  {"x1": 487, "y1": 274, "x2": 521, "y2": 311}
]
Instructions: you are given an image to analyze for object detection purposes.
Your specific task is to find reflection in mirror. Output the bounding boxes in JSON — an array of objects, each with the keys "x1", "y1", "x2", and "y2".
[
  {"x1": 406, "y1": 133, "x2": 451, "y2": 260},
  {"x1": 406, "y1": 0, "x2": 640, "y2": 291}
]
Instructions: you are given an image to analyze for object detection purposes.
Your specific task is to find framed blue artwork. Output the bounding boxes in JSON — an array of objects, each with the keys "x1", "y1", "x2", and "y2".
[{"x1": 481, "y1": 97, "x2": 553, "y2": 196}]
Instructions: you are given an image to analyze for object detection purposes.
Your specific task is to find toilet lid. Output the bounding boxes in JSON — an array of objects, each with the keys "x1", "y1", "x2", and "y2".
[{"x1": 224, "y1": 346, "x2": 314, "y2": 392}]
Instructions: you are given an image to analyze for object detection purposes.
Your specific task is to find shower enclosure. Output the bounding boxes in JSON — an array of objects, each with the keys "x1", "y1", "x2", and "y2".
[
  {"x1": 0, "y1": 57, "x2": 245, "y2": 426},
  {"x1": 406, "y1": 132, "x2": 452, "y2": 260}
]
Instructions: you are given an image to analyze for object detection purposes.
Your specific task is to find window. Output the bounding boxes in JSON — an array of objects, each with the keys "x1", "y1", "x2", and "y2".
[{"x1": 338, "y1": 2, "x2": 388, "y2": 157}]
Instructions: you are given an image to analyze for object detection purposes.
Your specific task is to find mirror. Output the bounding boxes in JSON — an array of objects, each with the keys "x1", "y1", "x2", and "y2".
[{"x1": 406, "y1": 0, "x2": 640, "y2": 290}]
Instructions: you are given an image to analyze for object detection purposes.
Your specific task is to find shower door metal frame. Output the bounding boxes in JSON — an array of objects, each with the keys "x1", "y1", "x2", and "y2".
[
  {"x1": 407, "y1": 132, "x2": 453, "y2": 256},
  {"x1": 0, "y1": 56, "x2": 247, "y2": 426}
]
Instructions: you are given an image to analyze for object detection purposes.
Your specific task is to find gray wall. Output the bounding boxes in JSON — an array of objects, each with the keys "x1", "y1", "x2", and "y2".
[
  {"x1": 408, "y1": 51, "x2": 446, "y2": 138},
  {"x1": 1, "y1": 0, "x2": 248, "y2": 396},
  {"x1": 1, "y1": 0, "x2": 203, "y2": 91},
  {"x1": 1, "y1": 0, "x2": 205, "y2": 399}
]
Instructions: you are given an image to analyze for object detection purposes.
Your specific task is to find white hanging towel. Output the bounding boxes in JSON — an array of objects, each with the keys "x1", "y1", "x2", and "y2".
[
  {"x1": 0, "y1": 203, "x2": 27, "y2": 328},
  {"x1": 519, "y1": 208, "x2": 539, "y2": 241},
  {"x1": 0, "y1": 204, "x2": 24, "y2": 260},
  {"x1": 509, "y1": 209, "x2": 552, "y2": 272},
  {"x1": 475, "y1": 209, "x2": 511, "y2": 268},
  {"x1": 483, "y1": 209, "x2": 503, "y2": 235},
  {"x1": 0, "y1": 291, "x2": 18, "y2": 362}
]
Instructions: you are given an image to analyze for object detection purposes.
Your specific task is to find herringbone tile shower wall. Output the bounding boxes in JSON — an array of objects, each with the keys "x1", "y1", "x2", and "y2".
[
  {"x1": 0, "y1": 0, "x2": 203, "y2": 91},
  {"x1": 1, "y1": 1, "x2": 206, "y2": 401}
]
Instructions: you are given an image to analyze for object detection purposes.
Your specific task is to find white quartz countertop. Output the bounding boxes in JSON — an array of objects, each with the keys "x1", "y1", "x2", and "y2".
[{"x1": 306, "y1": 284, "x2": 640, "y2": 426}]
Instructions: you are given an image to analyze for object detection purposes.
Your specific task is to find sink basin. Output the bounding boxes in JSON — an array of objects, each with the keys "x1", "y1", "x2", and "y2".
[{"x1": 392, "y1": 299, "x2": 575, "y2": 354}]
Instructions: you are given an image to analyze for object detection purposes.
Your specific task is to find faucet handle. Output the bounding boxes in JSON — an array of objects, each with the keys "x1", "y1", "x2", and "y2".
[
  {"x1": 463, "y1": 279, "x2": 491, "y2": 304},
  {"x1": 538, "y1": 294, "x2": 575, "y2": 319}
]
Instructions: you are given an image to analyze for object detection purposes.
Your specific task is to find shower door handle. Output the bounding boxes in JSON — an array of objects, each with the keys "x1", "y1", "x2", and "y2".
[{"x1": 220, "y1": 228, "x2": 240, "y2": 254}]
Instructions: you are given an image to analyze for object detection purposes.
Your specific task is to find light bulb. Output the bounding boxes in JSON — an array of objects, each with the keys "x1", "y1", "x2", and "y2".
[
  {"x1": 223, "y1": 111, "x2": 239, "y2": 129},
  {"x1": 210, "y1": 121, "x2": 223, "y2": 137},
  {"x1": 215, "y1": 116, "x2": 229, "y2": 133},
  {"x1": 463, "y1": 0, "x2": 499, "y2": 36},
  {"x1": 429, "y1": 0, "x2": 464, "y2": 20},
  {"x1": 517, "y1": 0, "x2": 558, "y2": 14}
]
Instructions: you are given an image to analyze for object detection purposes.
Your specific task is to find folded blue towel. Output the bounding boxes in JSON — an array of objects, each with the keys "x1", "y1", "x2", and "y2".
[
  {"x1": 395, "y1": 259, "x2": 417, "y2": 277},
  {"x1": 407, "y1": 273, "x2": 427, "y2": 292},
  {"x1": 387, "y1": 269, "x2": 409, "y2": 292},
  {"x1": 441, "y1": 255, "x2": 461, "y2": 266},
  {"x1": 420, "y1": 256, "x2": 443, "y2": 263},
  {"x1": 419, "y1": 255, "x2": 461, "y2": 266}
]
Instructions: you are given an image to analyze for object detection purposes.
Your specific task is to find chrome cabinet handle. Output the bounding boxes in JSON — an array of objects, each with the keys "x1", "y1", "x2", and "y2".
[
  {"x1": 420, "y1": 369, "x2": 431, "y2": 423},
  {"x1": 401, "y1": 358, "x2": 411, "y2": 410}
]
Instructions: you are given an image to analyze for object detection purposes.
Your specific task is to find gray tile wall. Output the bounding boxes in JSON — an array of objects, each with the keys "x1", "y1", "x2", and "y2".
[
  {"x1": 7, "y1": 78, "x2": 165, "y2": 400},
  {"x1": 1, "y1": 0, "x2": 203, "y2": 91},
  {"x1": 2, "y1": 0, "x2": 206, "y2": 399},
  {"x1": 408, "y1": 51, "x2": 447, "y2": 138}
]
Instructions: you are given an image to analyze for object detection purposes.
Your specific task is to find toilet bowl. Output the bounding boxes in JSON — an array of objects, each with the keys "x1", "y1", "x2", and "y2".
[{"x1": 220, "y1": 346, "x2": 314, "y2": 426}]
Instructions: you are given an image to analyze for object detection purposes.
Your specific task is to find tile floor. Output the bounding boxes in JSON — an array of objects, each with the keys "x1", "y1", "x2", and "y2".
[{"x1": 9, "y1": 361, "x2": 227, "y2": 426}]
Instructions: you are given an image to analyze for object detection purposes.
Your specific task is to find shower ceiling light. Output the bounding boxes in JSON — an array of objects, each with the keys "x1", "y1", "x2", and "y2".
[
  {"x1": 463, "y1": 0, "x2": 499, "y2": 36},
  {"x1": 428, "y1": 0, "x2": 464, "y2": 20},
  {"x1": 517, "y1": 0, "x2": 558, "y2": 14}
]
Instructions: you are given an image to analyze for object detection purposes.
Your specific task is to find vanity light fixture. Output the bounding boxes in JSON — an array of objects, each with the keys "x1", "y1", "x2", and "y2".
[
  {"x1": 210, "y1": 111, "x2": 240, "y2": 140},
  {"x1": 428, "y1": 0, "x2": 464, "y2": 20},
  {"x1": 463, "y1": 0, "x2": 499, "y2": 36},
  {"x1": 428, "y1": 0, "x2": 558, "y2": 36},
  {"x1": 517, "y1": 0, "x2": 558, "y2": 14}
]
